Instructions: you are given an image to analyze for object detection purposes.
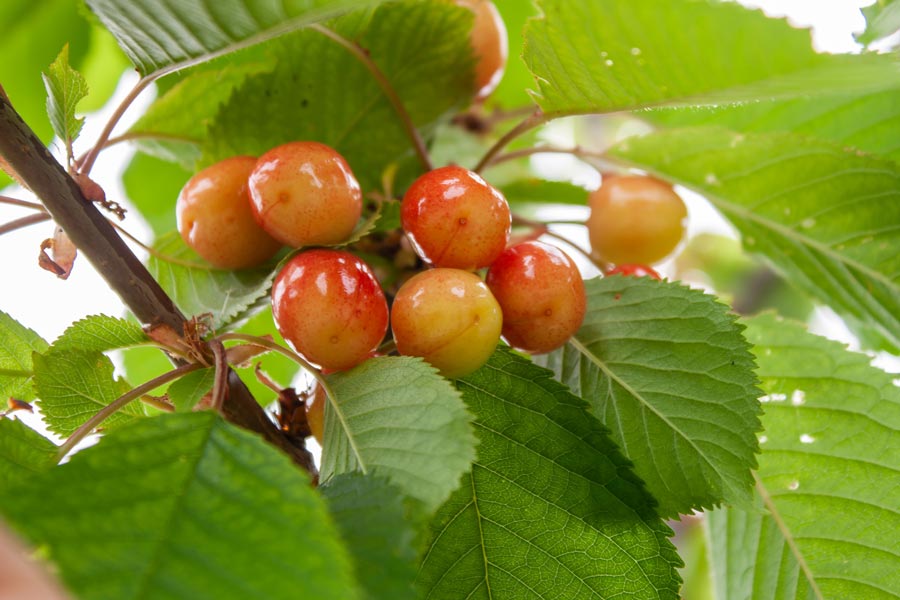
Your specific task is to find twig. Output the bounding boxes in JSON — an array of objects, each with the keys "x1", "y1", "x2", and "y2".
[
  {"x1": 0, "y1": 213, "x2": 51, "y2": 236},
  {"x1": 109, "y1": 222, "x2": 213, "y2": 269},
  {"x1": 73, "y1": 131, "x2": 197, "y2": 168},
  {"x1": 209, "y1": 340, "x2": 229, "y2": 411},
  {"x1": 486, "y1": 145, "x2": 611, "y2": 169},
  {"x1": 511, "y1": 213, "x2": 604, "y2": 270},
  {"x1": 473, "y1": 110, "x2": 547, "y2": 173},
  {"x1": 56, "y1": 362, "x2": 201, "y2": 463},
  {"x1": 0, "y1": 195, "x2": 45, "y2": 211},
  {"x1": 310, "y1": 24, "x2": 432, "y2": 172}
]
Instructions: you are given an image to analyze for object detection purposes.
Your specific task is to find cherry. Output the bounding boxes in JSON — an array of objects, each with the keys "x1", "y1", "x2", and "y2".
[
  {"x1": 176, "y1": 156, "x2": 282, "y2": 269},
  {"x1": 486, "y1": 241, "x2": 586, "y2": 354},
  {"x1": 248, "y1": 141, "x2": 362, "y2": 248},
  {"x1": 587, "y1": 175, "x2": 687, "y2": 265},
  {"x1": 271, "y1": 249, "x2": 388, "y2": 372},
  {"x1": 391, "y1": 268, "x2": 502, "y2": 378},
  {"x1": 306, "y1": 383, "x2": 325, "y2": 445},
  {"x1": 605, "y1": 264, "x2": 661, "y2": 279},
  {"x1": 401, "y1": 165, "x2": 510, "y2": 270},
  {"x1": 456, "y1": 0, "x2": 508, "y2": 99}
]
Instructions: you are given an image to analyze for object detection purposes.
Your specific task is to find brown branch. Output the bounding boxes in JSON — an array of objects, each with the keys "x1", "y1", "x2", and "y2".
[
  {"x1": 0, "y1": 94, "x2": 317, "y2": 476},
  {"x1": 0, "y1": 213, "x2": 52, "y2": 236}
]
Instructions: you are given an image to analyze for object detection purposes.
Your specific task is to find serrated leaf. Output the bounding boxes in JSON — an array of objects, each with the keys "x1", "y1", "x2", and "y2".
[
  {"x1": 610, "y1": 127, "x2": 900, "y2": 351},
  {"x1": 321, "y1": 473, "x2": 418, "y2": 600},
  {"x1": 52, "y1": 315, "x2": 149, "y2": 353},
  {"x1": 122, "y1": 152, "x2": 192, "y2": 237},
  {"x1": 859, "y1": 0, "x2": 900, "y2": 45},
  {"x1": 84, "y1": 0, "x2": 391, "y2": 76},
  {"x1": 33, "y1": 350, "x2": 145, "y2": 437},
  {"x1": 42, "y1": 44, "x2": 89, "y2": 151},
  {"x1": 204, "y1": 0, "x2": 474, "y2": 191},
  {"x1": 418, "y1": 349, "x2": 682, "y2": 600},
  {"x1": 0, "y1": 311, "x2": 48, "y2": 403},
  {"x1": 707, "y1": 314, "x2": 900, "y2": 600},
  {"x1": 538, "y1": 277, "x2": 761, "y2": 517},
  {"x1": 147, "y1": 232, "x2": 276, "y2": 329},
  {"x1": 167, "y1": 368, "x2": 215, "y2": 412},
  {"x1": 524, "y1": 0, "x2": 900, "y2": 117},
  {"x1": 0, "y1": 419, "x2": 56, "y2": 488},
  {"x1": 0, "y1": 412, "x2": 359, "y2": 600},
  {"x1": 320, "y1": 356, "x2": 476, "y2": 513}
]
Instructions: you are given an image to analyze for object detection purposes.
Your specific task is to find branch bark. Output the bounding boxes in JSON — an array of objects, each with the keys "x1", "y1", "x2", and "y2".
[{"x1": 0, "y1": 95, "x2": 317, "y2": 476}]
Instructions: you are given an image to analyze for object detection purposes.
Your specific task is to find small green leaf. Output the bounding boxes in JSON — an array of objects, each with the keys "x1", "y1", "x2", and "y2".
[
  {"x1": 167, "y1": 368, "x2": 215, "y2": 412},
  {"x1": 33, "y1": 350, "x2": 144, "y2": 437},
  {"x1": 42, "y1": 44, "x2": 89, "y2": 154},
  {"x1": 1, "y1": 412, "x2": 359, "y2": 600},
  {"x1": 418, "y1": 349, "x2": 682, "y2": 599},
  {"x1": 321, "y1": 473, "x2": 418, "y2": 600},
  {"x1": 859, "y1": 0, "x2": 900, "y2": 45},
  {"x1": 539, "y1": 277, "x2": 762, "y2": 517},
  {"x1": 707, "y1": 314, "x2": 900, "y2": 599},
  {"x1": 0, "y1": 311, "x2": 48, "y2": 403},
  {"x1": 0, "y1": 419, "x2": 56, "y2": 488},
  {"x1": 320, "y1": 356, "x2": 476, "y2": 513},
  {"x1": 52, "y1": 315, "x2": 149, "y2": 353},
  {"x1": 610, "y1": 127, "x2": 900, "y2": 351},
  {"x1": 500, "y1": 178, "x2": 588, "y2": 206}
]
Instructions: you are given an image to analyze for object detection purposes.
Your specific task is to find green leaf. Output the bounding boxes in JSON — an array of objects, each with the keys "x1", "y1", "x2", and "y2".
[
  {"x1": 523, "y1": 0, "x2": 900, "y2": 117},
  {"x1": 490, "y1": 0, "x2": 541, "y2": 109},
  {"x1": 147, "y1": 232, "x2": 276, "y2": 329},
  {"x1": 204, "y1": 0, "x2": 475, "y2": 191},
  {"x1": 610, "y1": 127, "x2": 900, "y2": 351},
  {"x1": 0, "y1": 311, "x2": 48, "y2": 403},
  {"x1": 500, "y1": 178, "x2": 588, "y2": 205},
  {"x1": 538, "y1": 277, "x2": 762, "y2": 517},
  {"x1": 859, "y1": 0, "x2": 900, "y2": 45},
  {"x1": 33, "y1": 350, "x2": 144, "y2": 437},
  {"x1": 230, "y1": 307, "x2": 300, "y2": 405},
  {"x1": 321, "y1": 473, "x2": 418, "y2": 600},
  {"x1": 52, "y1": 315, "x2": 149, "y2": 353},
  {"x1": 167, "y1": 368, "x2": 215, "y2": 412},
  {"x1": 42, "y1": 44, "x2": 89, "y2": 152},
  {"x1": 0, "y1": 419, "x2": 56, "y2": 489},
  {"x1": 418, "y1": 349, "x2": 682, "y2": 600},
  {"x1": 84, "y1": 0, "x2": 391, "y2": 76},
  {"x1": 122, "y1": 152, "x2": 192, "y2": 237},
  {"x1": 320, "y1": 356, "x2": 476, "y2": 513},
  {"x1": 707, "y1": 313, "x2": 900, "y2": 599},
  {"x1": 1, "y1": 412, "x2": 359, "y2": 600}
]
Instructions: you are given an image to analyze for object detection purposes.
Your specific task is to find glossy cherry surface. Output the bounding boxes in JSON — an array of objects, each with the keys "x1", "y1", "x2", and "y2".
[{"x1": 456, "y1": 0, "x2": 508, "y2": 99}]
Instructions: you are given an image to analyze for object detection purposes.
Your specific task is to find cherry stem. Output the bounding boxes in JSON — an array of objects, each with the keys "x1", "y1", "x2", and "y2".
[
  {"x1": 511, "y1": 213, "x2": 605, "y2": 270},
  {"x1": 0, "y1": 195, "x2": 45, "y2": 211},
  {"x1": 0, "y1": 213, "x2": 52, "y2": 236},
  {"x1": 215, "y1": 332, "x2": 368, "y2": 474},
  {"x1": 109, "y1": 222, "x2": 214, "y2": 270},
  {"x1": 210, "y1": 340, "x2": 229, "y2": 411},
  {"x1": 310, "y1": 24, "x2": 433, "y2": 173},
  {"x1": 473, "y1": 109, "x2": 548, "y2": 173},
  {"x1": 78, "y1": 75, "x2": 157, "y2": 176},
  {"x1": 55, "y1": 362, "x2": 202, "y2": 463},
  {"x1": 74, "y1": 131, "x2": 197, "y2": 169},
  {"x1": 486, "y1": 144, "x2": 611, "y2": 169}
]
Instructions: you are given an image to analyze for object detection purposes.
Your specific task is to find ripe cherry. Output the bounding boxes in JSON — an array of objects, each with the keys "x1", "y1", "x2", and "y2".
[
  {"x1": 272, "y1": 249, "x2": 388, "y2": 372},
  {"x1": 486, "y1": 241, "x2": 586, "y2": 354},
  {"x1": 176, "y1": 156, "x2": 282, "y2": 269},
  {"x1": 587, "y1": 175, "x2": 687, "y2": 265},
  {"x1": 391, "y1": 268, "x2": 502, "y2": 378},
  {"x1": 248, "y1": 141, "x2": 362, "y2": 248},
  {"x1": 605, "y1": 264, "x2": 662, "y2": 280},
  {"x1": 401, "y1": 165, "x2": 510, "y2": 270},
  {"x1": 456, "y1": 0, "x2": 508, "y2": 99}
]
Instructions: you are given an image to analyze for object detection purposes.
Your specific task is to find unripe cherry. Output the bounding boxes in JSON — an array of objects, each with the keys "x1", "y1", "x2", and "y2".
[
  {"x1": 587, "y1": 175, "x2": 687, "y2": 265},
  {"x1": 272, "y1": 249, "x2": 388, "y2": 372},
  {"x1": 401, "y1": 165, "x2": 510, "y2": 270},
  {"x1": 456, "y1": 0, "x2": 508, "y2": 99},
  {"x1": 391, "y1": 268, "x2": 502, "y2": 378},
  {"x1": 176, "y1": 156, "x2": 282, "y2": 269},
  {"x1": 486, "y1": 241, "x2": 586, "y2": 354},
  {"x1": 249, "y1": 141, "x2": 362, "y2": 248}
]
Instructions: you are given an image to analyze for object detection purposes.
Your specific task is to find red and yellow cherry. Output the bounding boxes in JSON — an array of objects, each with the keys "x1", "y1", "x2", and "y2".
[
  {"x1": 306, "y1": 383, "x2": 325, "y2": 445},
  {"x1": 248, "y1": 141, "x2": 362, "y2": 248},
  {"x1": 456, "y1": 0, "x2": 508, "y2": 99},
  {"x1": 587, "y1": 175, "x2": 687, "y2": 265},
  {"x1": 401, "y1": 165, "x2": 510, "y2": 270},
  {"x1": 391, "y1": 268, "x2": 502, "y2": 378},
  {"x1": 272, "y1": 249, "x2": 388, "y2": 371},
  {"x1": 486, "y1": 241, "x2": 586, "y2": 354},
  {"x1": 605, "y1": 264, "x2": 662, "y2": 280},
  {"x1": 176, "y1": 156, "x2": 282, "y2": 269}
]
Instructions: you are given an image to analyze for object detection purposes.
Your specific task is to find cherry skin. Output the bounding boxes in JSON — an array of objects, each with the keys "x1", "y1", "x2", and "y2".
[
  {"x1": 248, "y1": 141, "x2": 362, "y2": 248},
  {"x1": 401, "y1": 165, "x2": 510, "y2": 270},
  {"x1": 391, "y1": 268, "x2": 502, "y2": 378},
  {"x1": 587, "y1": 175, "x2": 687, "y2": 265},
  {"x1": 176, "y1": 156, "x2": 282, "y2": 269},
  {"x1": 456, "y1": 0, "x2": 508, "y2": 99},
  {"x1": 486, "y1": 241, "x2": 586, "y2": 354},
  {"x1": 271, "y1": 249, "x2": 388, "y2": 371},
  {"x1": 605, "y1": 264, "x2": 662, "y2": 280}
]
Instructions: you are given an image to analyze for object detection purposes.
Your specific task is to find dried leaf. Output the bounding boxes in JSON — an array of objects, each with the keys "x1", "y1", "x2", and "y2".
[{"x1": 38, "y1": 227, "x2": 77, "y2": 279}]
